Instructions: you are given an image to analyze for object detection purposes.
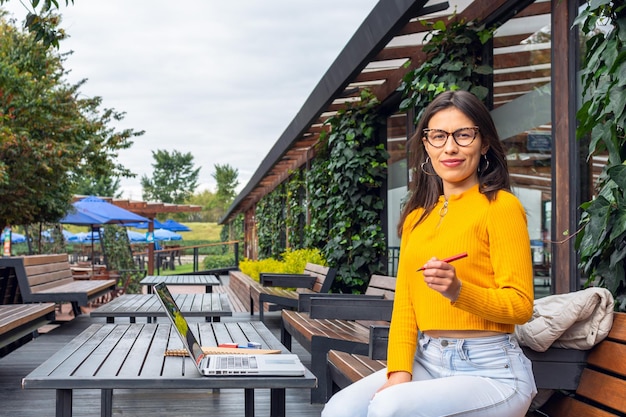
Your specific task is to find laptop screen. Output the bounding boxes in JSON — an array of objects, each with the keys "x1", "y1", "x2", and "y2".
[{"x1": 154, "y1": 282, "x2": 206, "y2": 366}]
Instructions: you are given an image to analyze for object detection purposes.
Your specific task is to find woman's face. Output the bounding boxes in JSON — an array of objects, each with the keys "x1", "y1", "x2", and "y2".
[{"x1": 423, "y1": 107, "x2": 489, "y2": 196}]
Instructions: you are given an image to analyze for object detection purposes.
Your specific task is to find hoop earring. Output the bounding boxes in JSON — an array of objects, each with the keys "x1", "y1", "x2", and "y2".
[
  {"x1": 479, "y1": 154, "x2": 490, "y2": 172},
  {"x1": 420, "y1": 157, "x2": 437, "y2": 176}
]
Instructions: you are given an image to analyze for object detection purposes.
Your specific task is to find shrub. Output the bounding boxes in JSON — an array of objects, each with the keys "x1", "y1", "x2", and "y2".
[
  {"x1": 202, "y1": 254, "x2": 236, "y2": 270},
  {"x1": 239, "y1": 248, "x2": 326, "y2": 282},
  {"x1": 239, "y1": 258, "x2": 285, "y2": 281}
]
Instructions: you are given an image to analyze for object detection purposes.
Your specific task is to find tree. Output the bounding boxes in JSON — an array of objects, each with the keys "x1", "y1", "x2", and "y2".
[
  {"x1": 185, "y1": 190, "x2": 216, "y2": 222},
  {"x1": 0, "y1": 15, "x2": 141, "y2": 228},
  {"x1": 74, "y1": 175, "x2": 123, "y2": 199},
  {"x1": 141, "y1": 149, "x2": 200, "y2": 204},
  {"x1": 212, "y1": 163, "x2": 239, "y2": 213},
  {"x1": 0, "y1": 0, "x2": 73, "y2": 48}
]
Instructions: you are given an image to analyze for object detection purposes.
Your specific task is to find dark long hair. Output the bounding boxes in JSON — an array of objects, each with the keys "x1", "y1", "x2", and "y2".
[{"x1": 397, "y1": 90, "x2": 510, "y2": 236}]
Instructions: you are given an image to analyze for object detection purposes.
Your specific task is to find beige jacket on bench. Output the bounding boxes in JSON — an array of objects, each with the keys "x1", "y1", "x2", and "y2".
[{"x1": 514, "y1": 287, "x2": 614, "y2": 352}]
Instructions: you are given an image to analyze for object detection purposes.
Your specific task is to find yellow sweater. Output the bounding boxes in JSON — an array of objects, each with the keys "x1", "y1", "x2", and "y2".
[{"x1": 387, "y1": 184, "x2": 534, "y2": 375}]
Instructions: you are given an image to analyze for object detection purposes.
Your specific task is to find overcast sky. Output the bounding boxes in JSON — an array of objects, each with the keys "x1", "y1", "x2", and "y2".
[{"x1": 2, "y1": 0, "x2": 379, "y2": 199}]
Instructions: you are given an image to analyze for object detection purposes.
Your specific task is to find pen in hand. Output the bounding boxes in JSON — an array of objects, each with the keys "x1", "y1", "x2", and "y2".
[{"x1": 417, "y1": 252, "x2": 468, "y2": 271}]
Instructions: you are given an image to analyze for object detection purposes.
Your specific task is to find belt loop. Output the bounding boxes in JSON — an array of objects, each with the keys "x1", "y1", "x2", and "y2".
[{"x1": 457, "y1": 339, "x2": 468, "y2": 360}]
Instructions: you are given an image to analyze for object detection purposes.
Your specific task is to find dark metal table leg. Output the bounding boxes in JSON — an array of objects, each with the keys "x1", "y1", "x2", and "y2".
[
  {"x1": 270, "y1": 388, "x2": 286, "y2": 417},
  {"x1": 101, "y1": 389, "x2": 113, "y2": 417},
  {"x1": 244, "y1": 388, "x2": 255, "y2": 417},
  {"x1": 56, "y1": 389, "x2": 72, "y2": 417}
]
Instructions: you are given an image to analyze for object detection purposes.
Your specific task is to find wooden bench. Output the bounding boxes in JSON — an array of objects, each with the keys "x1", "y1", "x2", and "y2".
[
  {"x1": 0, "y1": 266, "x2": 56, "y2": 356},
  {"x1": 531, "y1": 311, "x2": 626, "y2": 416},
  {"x1": 327, "y1": 324, "x2": 389, "y2": 393},
  {"x1": 281, "y1": 274, "x2": 395, "y2": 403},
  {"x1": 0, "y1": 304, "x2": 56, "y2": 356},
  {"x1": 326, "y1": 310, "x2": 626, "y2": 417},
  {"x1": 251, "y1": 263, "x2": 337, "y2": 322},
  {"x1": 0, "y1": 254, "x2": 116, "y2": 317}
]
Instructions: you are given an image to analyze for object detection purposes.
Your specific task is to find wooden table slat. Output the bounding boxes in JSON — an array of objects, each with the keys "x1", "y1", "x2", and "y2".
[
  {"x1": 73, "y1": 325, "x2": 138, "y2": 377},
  {"x1": 90, "y1": 293, "x2": 232, "y2": 320},
  {"x1": 97, "y1": 324, "x2": 146, "y2": 377},
  {"x1": 22, "y1": 322, "x2": 317, "y2": 396}
]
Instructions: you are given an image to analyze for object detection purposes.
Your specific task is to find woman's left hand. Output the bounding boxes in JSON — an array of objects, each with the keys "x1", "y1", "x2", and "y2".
[{"x1": 421, "y1": 257, "x2": 462, "y2": 301}]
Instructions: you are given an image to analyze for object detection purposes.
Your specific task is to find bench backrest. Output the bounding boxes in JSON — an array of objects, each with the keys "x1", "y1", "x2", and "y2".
[
  {"x1": 0, "y1": 266, "x2": 22, "y2": 304},
  {"x1": 364, "y1": 275, "x2": 396, "y2": 299},
  {"x1": 0, "y1": 254, "x2": 73, "y2": 300},
  {"x1": 541, "y1": 312, "x2": 626, "y2": 416},
  {"x1": 306, "y1": 274, "x2": 396, "y2": 321},
  {"x1": 297, "y1": 263, "x2": 337, "y2": 294}
]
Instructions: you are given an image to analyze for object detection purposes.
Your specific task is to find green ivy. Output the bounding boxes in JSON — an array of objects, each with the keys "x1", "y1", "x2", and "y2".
[
  {"x1": 285, "y1": 169, "x2": 307, "y2": 249},
  {"x1": 574, "y1": 2, "x2": 626, "y2": 310},
  {"x1": 397, "y1": 14, "x2": 494, "y2": 123},
  {"x1": 102, "y1": 225, "x2": 143, "y2": 294},
  {"x1": 306, "y1": 90, "x2": 388, "y2": 293},
  {"x1": 256, "y1": 184, "x2": 287, "y2": 258},
  {"x1": 220, "y1": 213, "x2": 244, "y2": 257}
]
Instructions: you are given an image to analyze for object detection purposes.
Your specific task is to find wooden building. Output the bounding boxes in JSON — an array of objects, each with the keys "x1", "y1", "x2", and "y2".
[{"x1": 221, "y1": 0, "x2": 602, "y2": 296}]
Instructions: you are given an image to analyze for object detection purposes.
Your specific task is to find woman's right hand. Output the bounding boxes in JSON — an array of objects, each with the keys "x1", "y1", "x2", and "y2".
[{"x1": 376, "y1": 371, "x2": 411, "y2": 394}]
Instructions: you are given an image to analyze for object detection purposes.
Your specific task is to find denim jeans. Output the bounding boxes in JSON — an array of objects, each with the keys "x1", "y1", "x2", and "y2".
[{"x1": 321, "y1": 333, "x2": 537, "y2": 417}]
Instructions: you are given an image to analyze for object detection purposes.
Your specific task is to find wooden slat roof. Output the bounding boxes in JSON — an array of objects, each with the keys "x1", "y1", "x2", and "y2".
[
  {"x1": 72, "y1": 195, "x2": 201, "y2": 219},
  {"x1": 221, "y1": 0, "x2": 552, "y2": 223}
]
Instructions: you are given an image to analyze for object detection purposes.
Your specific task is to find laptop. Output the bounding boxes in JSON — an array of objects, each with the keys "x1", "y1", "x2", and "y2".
[{"x1": 154, "y1": 281, "x2": 306, "y2": 377}]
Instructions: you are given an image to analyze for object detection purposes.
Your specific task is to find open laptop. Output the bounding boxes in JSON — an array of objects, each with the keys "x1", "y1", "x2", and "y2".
[{"x1": 154, "y1": 281, "x2": 306, "y2": 377}]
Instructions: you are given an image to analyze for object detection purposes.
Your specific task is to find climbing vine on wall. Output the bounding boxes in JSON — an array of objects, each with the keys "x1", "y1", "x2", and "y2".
[
  {"x1": 256, "y1": 184, "x2": 286, "y2": 259},
  {"x1": 306, "y1": 90, "x2": 388, "y2": 293},
  {"x1": 285, "y1": 169, "x2": 307, "y2": 250},
  {"x1": 574, "y1": 1, "x2": 626, "y2": 310},
  {"x1": 398, "y1": 14, "x2": 494, "y2": 123}
]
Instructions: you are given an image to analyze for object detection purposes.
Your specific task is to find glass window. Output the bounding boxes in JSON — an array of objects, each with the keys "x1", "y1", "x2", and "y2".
[{"x1": 490, "y1": 0, "x2": 552, "y2": 297}]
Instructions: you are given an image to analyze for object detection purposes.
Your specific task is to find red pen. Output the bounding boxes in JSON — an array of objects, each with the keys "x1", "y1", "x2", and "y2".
[{"x1": 417, "y1": 252, "x2": 468, "y2": 271}]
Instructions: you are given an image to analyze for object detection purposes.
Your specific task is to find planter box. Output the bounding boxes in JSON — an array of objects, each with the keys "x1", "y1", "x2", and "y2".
[{"x1": 228, "y1": 270, "x2": 272, "y2": 313}]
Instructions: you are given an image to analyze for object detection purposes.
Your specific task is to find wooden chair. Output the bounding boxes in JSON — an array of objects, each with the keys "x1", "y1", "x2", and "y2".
[
  {"x1": 281, "y1": 274, "x2": 396, "y2": 403},
  {"x1": 250, "y1": 263, "x2": 337, "y2": 322}
]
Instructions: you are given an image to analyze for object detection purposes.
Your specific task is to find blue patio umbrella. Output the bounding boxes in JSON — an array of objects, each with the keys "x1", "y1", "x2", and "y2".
[
  {"x1": 67, "y1": 232, "x2": 88, "y2": 243},
  {"x1": 41, "y1": 229, "x2": 76, "y2": 242},
  {"x1": 62, "y1": 196, "x2": 148, "y2": 225},
  {"x1": 66, "y1": 230, "x2": 101, "y2": 243},
  {"x1": 126, "y1": 219, "x2": 165, "y2": 229},
  {"x1": 60, "y1": 196, "x2": 148, "y2": 269},
  {"x1": 153, "y1": 228, "x2": 183, "y2": 241},
  {"x1": 127, "y1": 230, "x2": 147, "y2": 242},
  {"x1": 162, "y1": 219, "x2": 191, "y2": 232},
  {"x1": 1, "y1": 231, "x2": 27, "y2": 243}
]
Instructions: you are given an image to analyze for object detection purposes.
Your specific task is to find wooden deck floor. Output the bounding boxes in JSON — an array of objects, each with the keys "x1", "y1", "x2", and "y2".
[{"x1": 0, "y1": 279, "x2": 324, "y2": 416}]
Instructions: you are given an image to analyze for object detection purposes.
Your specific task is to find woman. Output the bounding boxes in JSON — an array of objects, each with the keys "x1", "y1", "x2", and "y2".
[{"x1": 322, "y1": 90, "x2": 536, "y2": 417}]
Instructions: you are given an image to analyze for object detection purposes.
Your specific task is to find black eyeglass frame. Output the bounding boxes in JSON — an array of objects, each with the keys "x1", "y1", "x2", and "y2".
[{"x1": 422, "y1": 126, "x2": 480, "y2": 148}]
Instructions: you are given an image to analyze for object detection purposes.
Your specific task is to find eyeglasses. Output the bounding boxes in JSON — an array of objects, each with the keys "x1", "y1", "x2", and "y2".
[{"x1": 422, "y1": 127, "x2": 479, "y2": 148}]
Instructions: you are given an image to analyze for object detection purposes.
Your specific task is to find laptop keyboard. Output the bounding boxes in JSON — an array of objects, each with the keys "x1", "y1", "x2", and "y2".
[{"x1": 219, "y1": 355, "x2": 258, "y2": 370}]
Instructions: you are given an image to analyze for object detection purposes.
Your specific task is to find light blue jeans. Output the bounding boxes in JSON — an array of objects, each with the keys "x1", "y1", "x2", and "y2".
[{"x1": 322, "y1": 334, "x2": 537, "y2": 417}]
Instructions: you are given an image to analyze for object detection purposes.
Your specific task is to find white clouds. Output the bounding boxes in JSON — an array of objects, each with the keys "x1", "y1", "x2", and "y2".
[{"x1": 2, "y1": 0, "x2": 378, "y2": 198}]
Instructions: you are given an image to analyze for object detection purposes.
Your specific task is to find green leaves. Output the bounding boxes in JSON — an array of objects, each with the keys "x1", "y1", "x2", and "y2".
[
  {"x1": 140, "y1": 150, "x2": 200, "y2": 204},
  {"x1": 397, "y1": 15, "x2": 494, "y2": 123},
  {"x1": 0, "y1": 18, "x2": 141, "y2": 228},
  {"x1": 575, "y1": 2, "x2": 626, "y2": 309},
  {"x1": 302, "y1": 90, "x2": 388, "y2": 292}
]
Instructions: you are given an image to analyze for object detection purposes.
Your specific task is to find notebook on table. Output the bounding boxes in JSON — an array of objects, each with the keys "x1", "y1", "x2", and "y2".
[{"x1": 154, "y1": 281, "x2": 306, "y2": 377}]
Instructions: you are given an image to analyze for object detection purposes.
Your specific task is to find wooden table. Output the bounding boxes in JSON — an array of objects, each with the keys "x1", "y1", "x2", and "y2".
[
  {"x1": 140, "y1": 275, "x2": 221, "y2": 293},
  {"x1": 90, "y1": 293, "x2": 232, "y2": 323},
  {"x1": 22, "y1": 322, "x2": 316, "y2": 417}
]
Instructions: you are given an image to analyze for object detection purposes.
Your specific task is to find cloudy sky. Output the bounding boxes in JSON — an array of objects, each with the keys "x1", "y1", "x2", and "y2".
[{"x1": 3, "y1": 0, "x2": 379, "y2": 199}]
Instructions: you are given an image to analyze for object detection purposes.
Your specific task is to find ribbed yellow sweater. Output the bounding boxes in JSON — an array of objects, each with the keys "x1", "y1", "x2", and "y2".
[{"x1": 387, "y1": 184, "x2": 534, "y2": 375}]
